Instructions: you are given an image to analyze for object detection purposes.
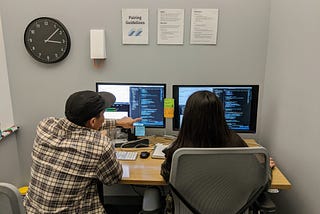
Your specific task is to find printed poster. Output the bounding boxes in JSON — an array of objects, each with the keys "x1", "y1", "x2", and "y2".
[
  {"x1": 190, "y1": 9, "x2": 219, "y2": 44},
  {"x1": 122, "y1": 8, "x2": 149, "y2": 44}
]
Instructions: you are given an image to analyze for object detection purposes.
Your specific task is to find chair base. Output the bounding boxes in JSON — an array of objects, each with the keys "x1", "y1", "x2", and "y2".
[
  {"x1": 251, "y1": 192, "x2": 276, "y2": 214},
  {"x1": 141, "y1": 188, "x2": 162, "y2": 214}
]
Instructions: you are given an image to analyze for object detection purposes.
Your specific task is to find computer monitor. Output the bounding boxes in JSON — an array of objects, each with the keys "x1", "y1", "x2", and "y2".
[
  {"x1": 96, "y1": 82, "x2": 166, "y2": 128},
  {"x1": 172, "y1": 85, "x2": 259, "y2": 133}
]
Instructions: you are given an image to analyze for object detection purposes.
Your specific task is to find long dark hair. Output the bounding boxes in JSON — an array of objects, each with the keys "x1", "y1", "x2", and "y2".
[{"x1": 170, "y1": 91, "x2": 231, "y2": 151}]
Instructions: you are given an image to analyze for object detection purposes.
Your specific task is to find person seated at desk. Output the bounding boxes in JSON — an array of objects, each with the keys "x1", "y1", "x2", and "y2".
[
  {"x1": 24, "y1": 90, "x2": 141, "y2": 213},
  {"x1": 160, "y1": 90, "x2": 275, "y2": 213}
]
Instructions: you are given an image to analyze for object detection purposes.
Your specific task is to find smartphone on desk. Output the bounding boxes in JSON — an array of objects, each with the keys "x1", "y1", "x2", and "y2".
[{"x1": 134, "y1": 123, "x2": 145, "y2": 137}]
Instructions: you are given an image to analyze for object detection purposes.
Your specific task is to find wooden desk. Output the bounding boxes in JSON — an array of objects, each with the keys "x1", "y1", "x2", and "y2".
[{"x1": 118, "y1": 137, "x2": 291, "y2": 190}]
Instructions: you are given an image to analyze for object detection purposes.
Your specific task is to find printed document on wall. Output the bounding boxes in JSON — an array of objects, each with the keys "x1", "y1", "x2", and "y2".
[
  {"x1": 190, "y1": 9, "x2": 219, "y2": 44},
  {"x1": 157, "y1": 9, "x2": 184, "y2": 45},
  {"x1": 122, "y1": 8, "x2": 149, "y2": 44}
]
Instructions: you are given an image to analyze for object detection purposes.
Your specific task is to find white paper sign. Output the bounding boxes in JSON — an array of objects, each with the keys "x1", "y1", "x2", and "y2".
[
  {"x1": 190, "y1": 9, "x2": 219, "y2": 44},
  {"x1": 157, "y1": 9, "x2": 184, "y2": 45},
  {"x1": 122, "y1": 8, "x2": 149, "y2": 44}
]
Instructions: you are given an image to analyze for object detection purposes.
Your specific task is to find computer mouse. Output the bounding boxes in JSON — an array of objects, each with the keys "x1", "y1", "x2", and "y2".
[{"x1": 140, "y1": 151, "x2": 150, "y2": 159}]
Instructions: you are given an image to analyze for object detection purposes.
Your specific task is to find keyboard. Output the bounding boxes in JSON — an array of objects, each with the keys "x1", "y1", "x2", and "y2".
[
  {"x1": 151, "y1": 143, "x2": 168, "y2": 159},
  {"x1": 116, "y1": 151, "x2": 138, "y2": 160}
]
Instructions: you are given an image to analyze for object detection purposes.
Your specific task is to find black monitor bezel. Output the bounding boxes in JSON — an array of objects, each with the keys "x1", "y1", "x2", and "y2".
[
  {"x1": 96, "y1": 82, "x2": 166, "y2": 128},
  {"x1": 172, "y1": 85, "x2": 259, "y2": 133}
]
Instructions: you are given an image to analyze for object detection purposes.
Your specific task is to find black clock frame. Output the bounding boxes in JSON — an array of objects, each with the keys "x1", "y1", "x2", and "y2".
[{"x1": 24, "y1": 17, "x2": 71, "y2": 64}]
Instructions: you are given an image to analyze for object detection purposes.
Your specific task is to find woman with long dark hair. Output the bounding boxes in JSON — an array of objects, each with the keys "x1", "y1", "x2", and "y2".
[
  {"x1": 161, "y1": 90, "x2": 249, "y2": 181},
  {"x1": 160, "y1": 90, "x2": 275, "y2": 213}
]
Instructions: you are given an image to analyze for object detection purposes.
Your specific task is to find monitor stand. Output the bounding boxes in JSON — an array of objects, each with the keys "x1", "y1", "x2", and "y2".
[{"x1": 121, "y1": 128, "x2": 137, "y2": 141}]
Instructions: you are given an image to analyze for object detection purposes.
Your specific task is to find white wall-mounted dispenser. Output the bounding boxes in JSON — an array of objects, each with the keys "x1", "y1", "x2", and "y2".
[{"x1": 90, "y1": 29, "x2": 106, "y2": 59}]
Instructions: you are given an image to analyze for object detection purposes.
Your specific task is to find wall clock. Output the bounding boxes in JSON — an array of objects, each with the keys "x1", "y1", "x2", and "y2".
[{"x1": 24, "y1": 17, "x2": 71, "y2": 64}]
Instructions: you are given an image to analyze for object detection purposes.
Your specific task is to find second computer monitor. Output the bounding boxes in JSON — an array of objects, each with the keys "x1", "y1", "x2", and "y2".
[
  {"x1": 172, "y1": 85, "x2": 259, "y2": 133},
  {"x1": 96, "y1": 82, "x2": 166, "y2": 128}
]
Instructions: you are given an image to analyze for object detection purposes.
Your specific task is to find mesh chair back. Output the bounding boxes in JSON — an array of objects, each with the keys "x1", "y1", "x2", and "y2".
[
  {"x1": 169, "y1": 147, "x2": 270, "y2": 214},
  {"x1": 0, "y1": 183, "x2": 25, "y2": 214}
]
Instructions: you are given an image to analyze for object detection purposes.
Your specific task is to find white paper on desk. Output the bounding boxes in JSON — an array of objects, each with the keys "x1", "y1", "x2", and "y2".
[
  {"x1": 190, "y1": 8, "x2": 219, "y2": 44},
  {"x1": 122, "y1": 165, "x2": 130, "y2": 178}
]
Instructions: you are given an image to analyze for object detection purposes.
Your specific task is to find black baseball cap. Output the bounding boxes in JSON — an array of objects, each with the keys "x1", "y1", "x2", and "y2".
[{"x1": 65, "y1": 90, "x2": 116, "y2": 126}]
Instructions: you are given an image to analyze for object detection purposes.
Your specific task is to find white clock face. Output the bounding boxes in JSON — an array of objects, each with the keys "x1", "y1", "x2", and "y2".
[{"x1": 24, "y1": 17, "x2": 71, "y2": 64}]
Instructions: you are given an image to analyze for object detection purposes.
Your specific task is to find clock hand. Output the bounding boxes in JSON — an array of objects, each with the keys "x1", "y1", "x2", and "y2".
[
  {"x1": 46, "y1": 40, "x2": 62, "y2": 44},
  {"x1": 44, "y1": 28, "x2": 59, "y2": 43}
]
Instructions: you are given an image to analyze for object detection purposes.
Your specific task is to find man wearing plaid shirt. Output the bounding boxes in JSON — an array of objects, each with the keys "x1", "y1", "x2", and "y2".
[{"x1": 24, "y1": 90, "x2": 141, "y2": 213}]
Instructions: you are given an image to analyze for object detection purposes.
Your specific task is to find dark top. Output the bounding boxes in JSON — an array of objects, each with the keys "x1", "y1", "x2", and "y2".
[{"x1": 160, "y1": 131, "x2": 247, "y2": 182}]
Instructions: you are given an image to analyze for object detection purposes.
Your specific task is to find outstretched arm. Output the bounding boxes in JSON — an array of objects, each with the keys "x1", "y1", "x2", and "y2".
[{"x1": 116, "y1": 117, "x2": 142, "y2": 129}]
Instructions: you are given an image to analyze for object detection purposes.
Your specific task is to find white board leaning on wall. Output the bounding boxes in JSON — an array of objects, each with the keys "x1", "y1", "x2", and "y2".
[{"x1": 0, "y1": 14, "x2": 15, "y2": 130}]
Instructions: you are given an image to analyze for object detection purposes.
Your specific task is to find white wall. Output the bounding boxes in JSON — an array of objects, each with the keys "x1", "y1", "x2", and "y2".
[
  {"x1": 261, "y1": 0, "x2": 320, "y2": 213},
  {"x1": 0, "y1": 15, "x2": 13, "y2": 128},
  {"x1": 0, "y1": 15, "x2": 22, "y2": 185}
]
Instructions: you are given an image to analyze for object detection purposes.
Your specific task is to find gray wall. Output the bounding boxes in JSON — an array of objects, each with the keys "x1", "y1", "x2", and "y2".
[{"x1": 260, "y1": 0, "x2": 320, "y2": 213}]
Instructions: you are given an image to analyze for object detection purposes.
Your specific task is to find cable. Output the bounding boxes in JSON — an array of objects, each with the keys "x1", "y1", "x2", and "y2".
[{"x1": 120, "y1": 138, "x2": 150, "y2": 149}]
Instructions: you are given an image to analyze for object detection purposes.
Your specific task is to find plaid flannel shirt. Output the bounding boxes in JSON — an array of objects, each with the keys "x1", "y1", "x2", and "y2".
[{"x1": 24, "y1": 117, "x2": 122, "y2": 213}]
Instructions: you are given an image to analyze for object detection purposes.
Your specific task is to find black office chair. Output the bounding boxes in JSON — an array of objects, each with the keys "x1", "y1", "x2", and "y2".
[
  {"x1": 168, "y1": 147, "x2": 270, "y2": 214},
  {"x1": 0, "y1": 182, "x2": 26, "y2": 214}
]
